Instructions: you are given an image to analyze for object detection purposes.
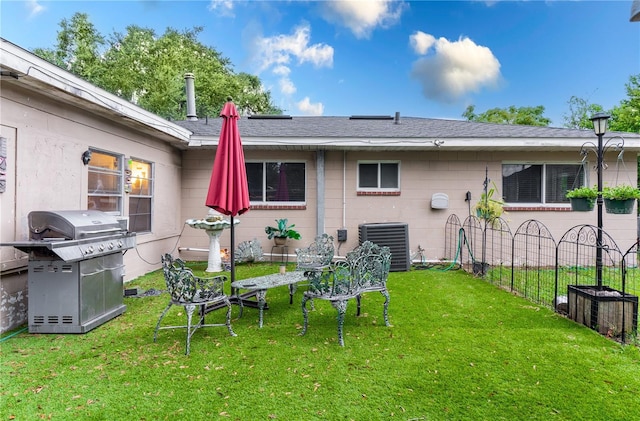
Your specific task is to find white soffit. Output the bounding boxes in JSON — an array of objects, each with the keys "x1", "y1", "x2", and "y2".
[{"x1": 1, "y1": 38, "x2": 192, "y2": 144}]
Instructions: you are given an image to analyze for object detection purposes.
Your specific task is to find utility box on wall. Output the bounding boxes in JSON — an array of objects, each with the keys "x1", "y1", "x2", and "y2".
[
  {"x1": 431, "y1": 193, "x2": 449, "y2": 209},
  {"x1": 358, "y1": 222, "x2": 410, "y2": 272}
]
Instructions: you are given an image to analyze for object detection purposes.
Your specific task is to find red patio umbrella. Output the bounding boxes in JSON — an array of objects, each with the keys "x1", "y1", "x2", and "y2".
[{"x1": 206, "y1": 98, "x2": 250, "y2": 285}]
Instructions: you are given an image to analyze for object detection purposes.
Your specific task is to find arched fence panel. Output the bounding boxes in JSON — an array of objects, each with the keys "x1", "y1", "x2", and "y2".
[
  {"x1": 444, "y1": 214, "x2": 462, "y2": 262},
  {"x1": 619, "y1": 241, "x2": 640, "y2": 340},
  {"x1": 622, "y1": 240, "x2": 640, "y2": 299},
  {"x1": 459, "y1": 215, "x2": 483, "y2": 274},
  {"x1": 442, "y1": 215, "x2": 638, "y2": 342},
  {"x1": 483, "y1": 217, "x2": 513, "y2": 288},
  {"x1": 511, "y1": 220, "x2": 557, "y2": 307},
  {"x1": 557, "y1": 225, "x2": 637, "y2": 341},
  {"x1": 556, "y1": 224, "x2": 623, "y2": 293}
]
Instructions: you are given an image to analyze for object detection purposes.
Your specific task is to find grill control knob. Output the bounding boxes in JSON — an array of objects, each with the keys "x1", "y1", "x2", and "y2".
[
  {"x1": 86, "y1": 246, "x2": 94, "y2": 254},
  {"x1": 108, "y1": 243, "x2": 114, "y2": 250},
  {"x1": 117, "y1": 241, "x2": 123, "y2": 248},
  {"x1": 98, "y1": 244, "x2": 105, "y2": 251}
]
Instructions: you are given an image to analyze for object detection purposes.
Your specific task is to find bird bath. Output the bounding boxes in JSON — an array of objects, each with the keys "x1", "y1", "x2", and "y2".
[{"x1": 186, "y1": 212, "x2": 239, "y2": 272}]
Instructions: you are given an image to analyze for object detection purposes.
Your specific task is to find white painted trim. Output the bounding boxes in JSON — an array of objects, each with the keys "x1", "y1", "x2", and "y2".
[{"x1": 1, "y1": 38, "x2": 191, "y2": 143}]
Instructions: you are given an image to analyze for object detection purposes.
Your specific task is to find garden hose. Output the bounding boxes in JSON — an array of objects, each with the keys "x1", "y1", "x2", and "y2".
[{"x1": 0, "y1": 326, "x2": 27, "y2": 343}]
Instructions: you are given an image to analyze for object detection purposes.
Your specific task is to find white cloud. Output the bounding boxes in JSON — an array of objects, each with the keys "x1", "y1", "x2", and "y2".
[
  {"x1": 254, "y1": 23, "x2": 333, "y2": 73},
  {"x1": 410, "y1": 33, "x2": 502, "y2": 103},
  {"x1": 297, "y1": 97, "x2": 324, "y2": 116},
  {"x1": 251, "y1": 23, "x2": 332, "y2": 108},
  {"x1": 208, "y1": 0, "x2": 235, "y2": 17},
  {"x1": 272, "y1": 65, "x2": 291, "y2": 77},
  {"x1": 279, "y1": 77, "x2": 297, "y2": 95},
  {"x1": 320, "y1": 0, "x2": 407, "y2": 39},
  {"x1": 26, "y1": 0, "x2": 45, "y2": 18},
  {"x1": 409, "y1": 31, "x2": 436, "y2": 55}
]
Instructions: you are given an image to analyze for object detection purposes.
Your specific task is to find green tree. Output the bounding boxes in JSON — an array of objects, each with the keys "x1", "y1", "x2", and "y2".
[
  {"x1": 33, "y1": 13, "x2": 105, "y2": 83},
  {"x1": 34, "y1": 13, "x2": 281, "y2": 119},
  {"x1": 609, "y1": 74, "x2": 640, "y2": 133},
  {"x1": 462, "y1": 105, "x2": 550, "y2": 126},
  {"x1": 562, "y1": 96, "x2": 604, "y2": 129}
]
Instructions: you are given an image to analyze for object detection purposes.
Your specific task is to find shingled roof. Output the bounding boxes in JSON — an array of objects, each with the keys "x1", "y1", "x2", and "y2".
[{"x1": 174, "y1": 114, "x2": 640, "y2": 152}]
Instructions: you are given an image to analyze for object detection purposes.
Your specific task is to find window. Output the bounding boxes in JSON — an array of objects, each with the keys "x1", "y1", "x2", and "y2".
[
  {"x1": 128, "y1": 159, "x2": 153, "y2": 233},
  {"x1": 246, "y1": 162, "x2": 306, "y2": 203},
  {"x1": 502, "y1": 163, "x2": 585, "y2": 204},
  {"x1": 358, "y1": 161, "x2": 399, "y2": 191},
  {"x1": 88, "y1": 150, "x2": 123, "y2": 213}
]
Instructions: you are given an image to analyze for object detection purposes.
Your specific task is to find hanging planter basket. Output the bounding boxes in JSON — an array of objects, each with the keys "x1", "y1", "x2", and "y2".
[
  {"x1": 569, "y1": 197, "x2": 595, "y2": 212},
  {"x1": 604, "y1": 198, "x2": 636, "y2": 214}
]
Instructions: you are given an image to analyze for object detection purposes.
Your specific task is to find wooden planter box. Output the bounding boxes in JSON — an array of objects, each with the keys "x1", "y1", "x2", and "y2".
[{"x1": 567, "y1": 285, "x2": 638, "y2": 336}]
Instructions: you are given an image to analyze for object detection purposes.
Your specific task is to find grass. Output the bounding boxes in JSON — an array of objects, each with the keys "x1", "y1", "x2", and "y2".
[
  {"x1": 484, "y1": 264, "x2": 640, "y2": 311},
  {"x1": 2, "y1": 262, "x2": 640, "y2": 420}
]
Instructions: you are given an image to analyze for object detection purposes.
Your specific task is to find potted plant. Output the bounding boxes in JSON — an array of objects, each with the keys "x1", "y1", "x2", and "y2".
[
  {"x1": 565, "y1": 186, "x2": 598, "y2": 211},
  {"x1": 474, "y1": 183, "x2": 505, "y2": 222},
  {"x1": 602, "y1": 184, "x2": 640, "y2": 214},
  {"x1": 265, "y1": 218, "x2": 301, "y2": 245}
]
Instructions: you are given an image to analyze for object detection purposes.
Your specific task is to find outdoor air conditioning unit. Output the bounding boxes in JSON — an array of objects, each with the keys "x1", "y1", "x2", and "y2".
[{"x1": 358, "y1": 222, "x2": 410, "y2": 272}]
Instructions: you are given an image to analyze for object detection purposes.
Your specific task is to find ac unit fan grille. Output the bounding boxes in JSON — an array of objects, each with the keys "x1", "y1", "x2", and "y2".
[{"x1": 358, "y1": 223, "x2": 410, "y2": 272}]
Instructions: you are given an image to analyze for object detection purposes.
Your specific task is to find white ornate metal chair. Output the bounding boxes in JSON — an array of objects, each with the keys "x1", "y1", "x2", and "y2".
[{"x1": 154, "y1": 253, "x2": 236, "y2": 355}]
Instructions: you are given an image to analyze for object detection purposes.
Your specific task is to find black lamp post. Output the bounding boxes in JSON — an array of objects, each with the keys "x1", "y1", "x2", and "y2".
[{"x1": 589, "y1": 112, "x2": 611, "y2": 287}]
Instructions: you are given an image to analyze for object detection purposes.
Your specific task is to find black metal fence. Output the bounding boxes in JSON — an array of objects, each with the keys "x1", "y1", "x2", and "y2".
[{"x1": 444, "y1": 214, "x2": 639, "y2": 343}]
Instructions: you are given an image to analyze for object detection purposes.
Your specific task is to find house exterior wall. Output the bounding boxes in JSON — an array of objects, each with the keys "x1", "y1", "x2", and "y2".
[
  {"x1": 0, "y1": 83, "x2": 185, "y2": 332},
  {"x1": 179, "y1": 149, "x2": 318, "y2": 261},
  {"x1": 180, "y1": 148, "x2": 638, "y2": 264}
]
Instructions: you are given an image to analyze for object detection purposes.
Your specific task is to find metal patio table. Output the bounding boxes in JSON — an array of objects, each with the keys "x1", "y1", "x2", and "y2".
[{"x1": 231, "y1": 271, "x2": 306, "y2": 328}]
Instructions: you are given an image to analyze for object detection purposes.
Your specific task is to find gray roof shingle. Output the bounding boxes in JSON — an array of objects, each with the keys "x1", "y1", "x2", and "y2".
[{"x1": 175, "y1": 115, "x2": 638, "y2": 139}]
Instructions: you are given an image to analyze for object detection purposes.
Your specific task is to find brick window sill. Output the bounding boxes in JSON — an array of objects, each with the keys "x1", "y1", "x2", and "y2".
[
  {"x1": 251, "y1": 204, "x2": 307, "y2": 210},
  {"x1": 357, "y1": 191, "x2": 401, "y2": 196},
  {"x1": 504, "y1": 206, "x2": 572, "y2": 212}
]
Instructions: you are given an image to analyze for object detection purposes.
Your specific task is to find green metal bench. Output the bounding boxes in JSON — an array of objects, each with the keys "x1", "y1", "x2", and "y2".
[{"x1": 300, "y1": 241, "x2": 391, "y2": 346}]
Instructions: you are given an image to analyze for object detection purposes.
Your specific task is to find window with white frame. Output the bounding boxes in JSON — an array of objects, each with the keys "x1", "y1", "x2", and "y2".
[
  {"x1": 246, "y1": 161, "x2": 306, "y2": 203},
  {"x1": 128, "y1": 159, "x2": 153, "y2": 233},
  {"x1": 88, "y1": 150, "x2": 123, "y2": 214},
  {"x1": 502, "y1": 163, "x2": 586, "y2": 204},
  {"x1": 357, "y1": 161, "x2": 400, "y2": 191}
]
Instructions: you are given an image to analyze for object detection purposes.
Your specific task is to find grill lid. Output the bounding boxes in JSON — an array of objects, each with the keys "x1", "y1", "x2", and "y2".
[{"x1": 29, "y1": 210, "x2": 125, "y2": 240}]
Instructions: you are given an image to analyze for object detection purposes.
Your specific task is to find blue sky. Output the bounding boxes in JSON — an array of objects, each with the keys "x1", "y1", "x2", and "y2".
[{"x1": 1, "y1": 0, "x2": 638, "y2": 126}]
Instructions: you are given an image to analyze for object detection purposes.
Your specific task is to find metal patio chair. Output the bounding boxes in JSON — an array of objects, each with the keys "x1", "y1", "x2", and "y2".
[{"x1": 154, "y1": 253, "x2": 236, "y2": 355}]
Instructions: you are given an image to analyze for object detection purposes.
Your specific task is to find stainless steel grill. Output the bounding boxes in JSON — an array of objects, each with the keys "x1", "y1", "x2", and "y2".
[{"x1": 3, "y1": 210, "x2": 136, "y2": 333}]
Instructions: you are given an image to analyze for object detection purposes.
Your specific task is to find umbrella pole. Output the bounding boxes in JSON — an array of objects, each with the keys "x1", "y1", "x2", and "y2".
[{"x1": 230, "y1": 215, "x2": 236, "y2": 285}]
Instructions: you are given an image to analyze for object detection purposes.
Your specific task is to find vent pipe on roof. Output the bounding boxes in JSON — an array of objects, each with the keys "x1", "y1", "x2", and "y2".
[
  {"x1": 184, "y1": 73, "x2": 198, "y2": 121},
  {"x1": 394, "y1": 111, "x2": 400, "y2": 124}
]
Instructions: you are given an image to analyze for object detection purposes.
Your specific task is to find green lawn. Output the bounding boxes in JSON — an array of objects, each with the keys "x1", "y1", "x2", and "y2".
[{"x1": 2, "y1": 263, "x2": 639, "y2": 420}]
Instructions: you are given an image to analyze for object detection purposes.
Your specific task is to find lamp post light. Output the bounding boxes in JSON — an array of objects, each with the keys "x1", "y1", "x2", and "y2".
[{"x1": 589, "y1": 112, "x2": 611, "y2": 287}]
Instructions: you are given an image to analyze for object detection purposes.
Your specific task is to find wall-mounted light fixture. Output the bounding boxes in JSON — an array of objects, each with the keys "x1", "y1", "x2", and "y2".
[{"x1": 82, "y1": 150, "x2": 92, "y2": 165}]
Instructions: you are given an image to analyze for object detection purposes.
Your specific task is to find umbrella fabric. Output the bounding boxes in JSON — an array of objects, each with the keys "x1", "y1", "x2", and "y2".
[
  {"x1": 205, "y1": 100, "x2": 250, "y2": 216},
  {"x1": 205, "y1": 100, "x2": 250, "y2": 286}
]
